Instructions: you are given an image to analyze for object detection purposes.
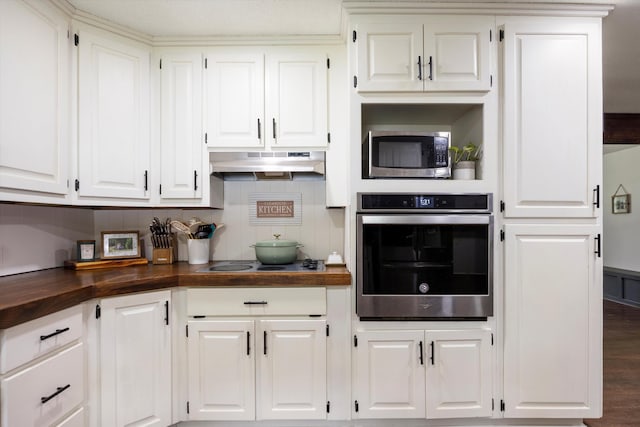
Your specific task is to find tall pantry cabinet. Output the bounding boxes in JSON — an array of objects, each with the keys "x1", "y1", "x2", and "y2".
[{"x1": 499, "y1": 17, "x2": 603, "y2": 418}]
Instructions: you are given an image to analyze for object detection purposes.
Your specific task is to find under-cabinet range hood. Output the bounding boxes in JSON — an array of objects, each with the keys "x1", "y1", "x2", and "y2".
[{"x1": 209, "y1": 151, "x2": 325, "y2": 180}]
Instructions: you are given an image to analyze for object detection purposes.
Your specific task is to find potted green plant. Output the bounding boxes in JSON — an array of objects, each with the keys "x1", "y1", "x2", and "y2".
[{"x1": 450, "y1": 142, "x2": 482, "y2": 180}]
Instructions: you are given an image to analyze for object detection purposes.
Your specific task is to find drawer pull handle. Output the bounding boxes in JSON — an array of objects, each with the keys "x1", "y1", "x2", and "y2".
[
  {"x1": 41, "y1": 384, "x2": 70, "y2": 404},
  {"x1": 40, "y1": 327, "x2": 70, "y2": 341},
  {"x1": 243, "y1": 301, "x2": 268, "y2": 305}
]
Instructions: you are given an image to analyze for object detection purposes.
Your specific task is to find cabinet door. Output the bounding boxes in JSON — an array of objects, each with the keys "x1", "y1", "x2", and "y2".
[
  {"x1": 501, "y1": 17, "x2": 602, "y2": 218},
  {"x1": 77, "y1": 28, "x2": 150, "y2": 200},
  {"x1": 354, "y1": 330, "x2": 425, "y2": 419},
  {"x1": 100, "y1": 290, "x2": 171, "y2": 427},
  {"x1": 205, "y1": 53, "x2": 264, "y2": 149},
  {"x1": 257, "y1": 319, "x2": 326, "y2": 420},
  {"x1": 187, "y1": 320, "x2": 255, "y2": 421},
  {"x1": 355, "y1": 23, "x2": 424, "y2": 92},
  {"x1": 159, "y1": 53, "x2": 203, "y2": 200},
  {"x1": 425, "y1": 329, "x2": 492, "y2": 419},
  {"x1": 423, "y1": 16, "x2": 493, "y2": 91},
  {"x1": 503, "y1": 224, "x2": 602, "y2": 418},
  {"x1": 0, "y1": 0, "x2": 69, "y2": 196},
  {"x1": 266, "y1": 53, "x2": 328, "y2": 148}
]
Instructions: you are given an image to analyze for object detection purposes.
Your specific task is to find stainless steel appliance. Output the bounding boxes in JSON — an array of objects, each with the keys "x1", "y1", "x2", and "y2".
[
  {"x1": 356, "y1": 193, "x2": 493, "y2": 319},
  {"x1": 362, "y1": 131, "x2": 451, "y2": 179},
  {"x1": 197, "y1": 259, "x2": 325, "y2": 272}
]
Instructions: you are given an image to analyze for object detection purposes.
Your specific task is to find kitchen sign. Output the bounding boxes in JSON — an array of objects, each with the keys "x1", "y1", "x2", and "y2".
[
  {"x1": 249, "y1": 193, "x2": 301, "y2": 225},
  {"x1": 257, "y1": 200, "x2": 294, "y2": 218}
]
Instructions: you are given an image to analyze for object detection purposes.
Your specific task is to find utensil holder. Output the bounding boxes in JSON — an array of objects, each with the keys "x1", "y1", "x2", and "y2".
[{"x1": 187, "y1": 239, "x2": 210, "y2": 264}]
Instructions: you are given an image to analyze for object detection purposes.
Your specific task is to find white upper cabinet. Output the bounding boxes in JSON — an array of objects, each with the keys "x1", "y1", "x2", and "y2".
[
  {"x1": 205, "y1": 53, "x2": 264, "y2": 149},
  {"x1": 503, "y1": 224, "x2": 602, "y2": 419},
  {"x1": 77, "y1": 26, "x2": 151, "y2": 201},
  {"x1": 0, "y1": 0, "x2": 70, "y2": 198},
  {"x1": 159, "y1": 52, "x2": 204, "y2": 201},
  {"x1": 501, "y1": 17, "x2": 602, "y2": 218},
  {"x1": 205, "y1": 49, "x2": 328, "y2": 150},
  {"x1": 354, "y1": 16, "x2": 493, "y2": 92},
  {"x1": 265, "y1": 53, "x2": 328, "y2": 148}
]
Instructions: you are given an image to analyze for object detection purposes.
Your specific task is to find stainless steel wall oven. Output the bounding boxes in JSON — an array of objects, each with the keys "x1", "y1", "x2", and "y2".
[{"x1": 356, "y1": 193, "x2": 493, "y2": 320}]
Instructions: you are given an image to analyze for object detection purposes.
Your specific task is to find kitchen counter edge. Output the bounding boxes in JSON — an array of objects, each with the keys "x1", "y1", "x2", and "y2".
[{"x1": 0, "y1": 262, "x2": 351, "y2": 329}]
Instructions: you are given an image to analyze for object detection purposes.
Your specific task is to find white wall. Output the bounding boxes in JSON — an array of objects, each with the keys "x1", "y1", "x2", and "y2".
[
  {"x1": 0, "y1": 204, "x2": 94, "y2": 276},
  {"x1": 93, "y1": 180, "x2": 345, "y2": 263},
  {"x1": 603, "y1": 145, "x2": 640, "y2": 271}
]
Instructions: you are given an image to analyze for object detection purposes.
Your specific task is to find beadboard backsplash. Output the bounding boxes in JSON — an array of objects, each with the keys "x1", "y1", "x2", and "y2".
[
  {"x1": 94, "y1": 181, "x2": 345, "y2": 263},
  {"x1": 0, "y1": 181, "x2": 344, "y2": 276},
  {"x1": 0, "y1": 204, "x2": 94, "y2": 276}
]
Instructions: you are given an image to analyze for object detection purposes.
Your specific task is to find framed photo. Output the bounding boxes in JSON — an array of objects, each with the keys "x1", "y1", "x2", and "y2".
[
  {"x1": 101, "y1": 231, "x2": 140, "y2": 259},
  {"x1": 77, "y1": 240, "x2": 96, "y2": 262},
  {"x1": 612, "y1": 194, "x2": 631, "y2": 214}
]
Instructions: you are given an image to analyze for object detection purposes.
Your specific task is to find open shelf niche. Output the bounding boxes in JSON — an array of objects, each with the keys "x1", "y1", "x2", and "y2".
[{"x1": 361, "y1": 103, "x2": 484, "y2": 180}]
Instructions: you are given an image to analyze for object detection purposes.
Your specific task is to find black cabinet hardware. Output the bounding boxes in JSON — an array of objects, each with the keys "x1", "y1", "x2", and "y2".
[
  {"x1": 430, "y1": 341, "x2": 435, "y2": 365},
  {"x1": 595, "y1": 234, "x2": 602, "y2": 257},
  {"x1": 74, "y1": 179, "x2": 80, "y2": 192},
  {"x1": 41, "y1": 384, "x2": 70, "y2": 404},
  {"x1": 40, "y1": 327, "x2": 70, "y2": 341},
  {"x1": 74, "y1": 33, "x2": 79, "y2": 46},
  {"x1": 417, "y1": 56, "x2": 422, "y2": 80},
  {"x1": 193, "y1": 170, "x2": 198, "y2": 191},
  {"x1": 263, "y1": 330, "x2": 267, "y2": 355},
  {"x1": 257, "y1": 118, "x2": 261, "y2": 140},
  {"x1": 419, "y1": 341, "x2": 424, "y2": 365},
  {"x1": 272, "y1": 118, "x2": 277, "y2": 140},
  {"x1": 428, "y1": 56, "x2": 433, "y2": 80},
  {"x1": 246, "y1": 331, "x2": 251, "y2": 355},
  {"x1": 352, "y1": 30, "x2": 357, "y2": 43},
  {"x1": 593, "y1": 185, "x2": 600, "y2": 208},
  {"x1": 243, "y1": 301, "x2": 267, "y2": 305},
  {"x1": 164, "y1": 301, "x2": 169, "y2": 325},
  {"x1": 144, "y1": 170, "x2": 148, "y2": 191}
]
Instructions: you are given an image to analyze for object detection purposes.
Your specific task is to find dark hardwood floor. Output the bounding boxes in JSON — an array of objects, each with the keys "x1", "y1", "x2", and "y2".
[{"x1": 585, "y1": 300, "x2": 640, "y2": 427}]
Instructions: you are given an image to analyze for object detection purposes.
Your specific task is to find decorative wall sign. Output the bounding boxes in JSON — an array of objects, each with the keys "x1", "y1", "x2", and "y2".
[
  {"x1": 612, "y1": 184, "x2": 631, "y2": 214},
  {"x1": 249, "y1": 193, "x2": 301, "y2": 225}
]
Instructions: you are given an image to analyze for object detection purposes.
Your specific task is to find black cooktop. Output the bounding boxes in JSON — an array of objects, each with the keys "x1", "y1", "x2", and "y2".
[{"x1": 197, "y1": 259, "x2": 325, "y2": 273}]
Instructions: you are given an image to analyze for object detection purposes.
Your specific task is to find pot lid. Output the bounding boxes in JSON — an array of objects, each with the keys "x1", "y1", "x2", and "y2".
[{"x1": 254, "y1": 234, "x2": 298, "y2": 247}]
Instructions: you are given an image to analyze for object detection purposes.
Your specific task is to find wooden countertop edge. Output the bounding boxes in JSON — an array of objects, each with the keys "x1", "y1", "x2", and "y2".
[{"x1": 0, "y1": 263, "x2": 351, "y2": 329}]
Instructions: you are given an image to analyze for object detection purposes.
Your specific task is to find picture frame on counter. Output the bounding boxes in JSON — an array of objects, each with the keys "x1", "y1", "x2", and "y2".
[
  {"x1": 101, "y1": 231, "x2": 140, "y2": 259},
  {"x1": 77, "y1": 240, "x2": 96, "y2": 262}
]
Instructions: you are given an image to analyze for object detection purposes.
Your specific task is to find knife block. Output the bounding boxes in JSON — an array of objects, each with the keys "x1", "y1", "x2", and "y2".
[{"x1": 152, "y1": 234, "x2": 177, "y2": 265}]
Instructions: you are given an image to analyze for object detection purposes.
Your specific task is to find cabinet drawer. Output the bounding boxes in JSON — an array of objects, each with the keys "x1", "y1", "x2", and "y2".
[
  {"x1": 0, "y1": 305, "x2": 82, "y2": 374},
  {"x1": 1, "y1": 343, "x2": 84, "y2": 427},
  {"x1": 54, "y1": 407, "x2": 84, "y2": 427},
  {"x1": 187, "y1": 287, "x2": 326, "y2": 316}
]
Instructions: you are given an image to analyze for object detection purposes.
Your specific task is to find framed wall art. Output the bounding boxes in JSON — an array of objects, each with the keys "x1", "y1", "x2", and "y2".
[
  {"x1": 612, "y1": 184, "x2": 631, "y2": 214},
  {"x1": 101, "y1": 231, "x2": 140, "y2": 259}
]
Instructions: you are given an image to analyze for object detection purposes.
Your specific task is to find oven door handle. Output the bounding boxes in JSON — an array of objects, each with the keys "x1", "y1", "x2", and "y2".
[{"x1": 359, "y1": 214, "x2": 492, "y2": 225}]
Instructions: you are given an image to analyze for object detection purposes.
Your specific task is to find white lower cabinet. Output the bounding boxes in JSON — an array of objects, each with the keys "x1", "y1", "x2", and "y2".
[
  {"x1": 187, "y1": 318, "x2": 327, "y2": 421},
  {"x1": 96, "y1": 290, "x2": 172, "y2": 427},
  {"x1": 354, "y1": 328, "x2": 492, "y2": 420},
  {"x1": 0, "y1": 305, "x2": 84, "y2": 427},
  {"x1": 503, "y1": 224, "x2": 602, "y2": 419}
]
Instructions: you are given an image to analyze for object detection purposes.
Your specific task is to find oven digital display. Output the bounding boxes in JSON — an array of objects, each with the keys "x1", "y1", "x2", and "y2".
[{"x1": 416, "y1": 196, "x2": 435, "y2": 208}]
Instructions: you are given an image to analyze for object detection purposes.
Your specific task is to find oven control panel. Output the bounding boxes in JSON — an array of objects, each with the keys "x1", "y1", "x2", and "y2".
[{"x1": 358, "y1": 193, "x2": 492, "y2": 212}]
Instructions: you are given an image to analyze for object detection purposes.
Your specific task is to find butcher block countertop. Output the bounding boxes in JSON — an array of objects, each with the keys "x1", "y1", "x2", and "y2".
[{"x1": 0, "y1": 262, "x2": 351, "y2": 329}]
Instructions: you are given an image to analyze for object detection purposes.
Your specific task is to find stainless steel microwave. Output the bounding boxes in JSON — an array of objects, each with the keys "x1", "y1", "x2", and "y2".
[{"x1": 362, "y1": 131, "x2": 451, "y2": 179}]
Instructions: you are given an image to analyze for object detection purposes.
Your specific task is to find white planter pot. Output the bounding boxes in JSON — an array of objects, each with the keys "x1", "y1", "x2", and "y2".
[{"x1": 452, "y1": 161, "x2": 476, "y2": 180}]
